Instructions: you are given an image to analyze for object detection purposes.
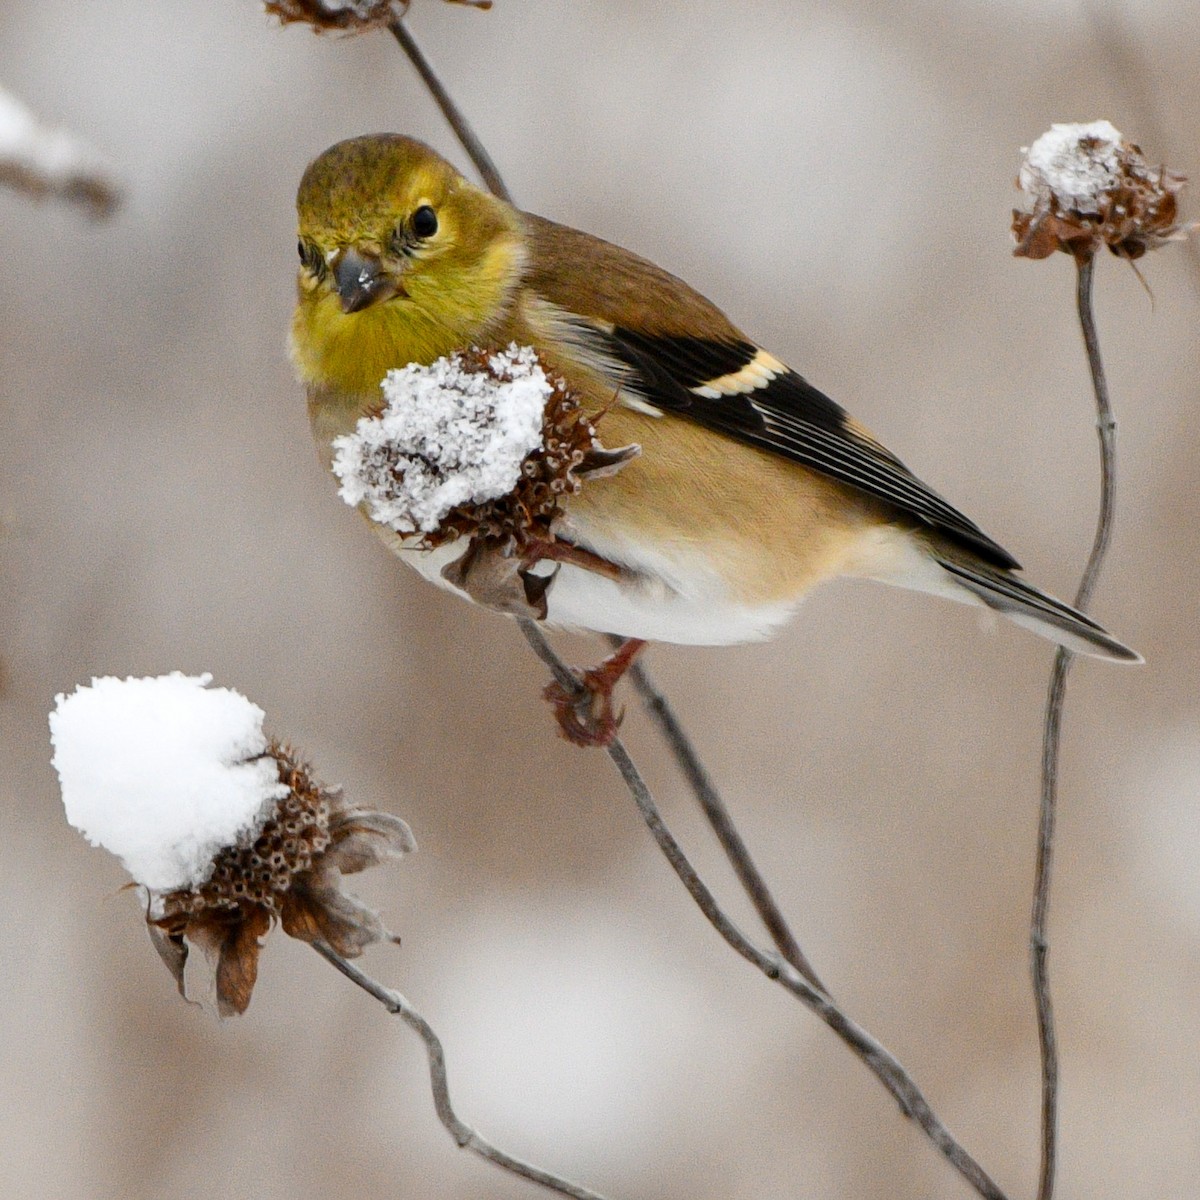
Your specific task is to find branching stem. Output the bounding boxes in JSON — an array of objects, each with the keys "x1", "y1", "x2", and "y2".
[
  {"x1": 394, "y1": 15, "x2": 820, "y2": 993},
  {"x1": 610, "y1": 636, "x2": 827, "y2": 993},
  {"x1": 313, "y1": 940, "x2": 612, "y2": 1200},
  {"x1": 520, "y1": 620, "x2": 1009, "y2": 1200},
  {"x1": 1032, "y1": 252, "x2": 1117, "y2": 1200}
]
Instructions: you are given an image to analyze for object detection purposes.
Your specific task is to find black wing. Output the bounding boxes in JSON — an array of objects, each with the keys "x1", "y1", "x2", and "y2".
[{"x1": 596, "y1": 325, "x2": 1018, "y2": 571}]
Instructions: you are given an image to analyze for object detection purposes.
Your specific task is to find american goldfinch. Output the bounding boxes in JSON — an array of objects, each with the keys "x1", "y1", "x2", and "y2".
[{"x1": 291, "y1": 134, "x2": 1137, "y2": 670}]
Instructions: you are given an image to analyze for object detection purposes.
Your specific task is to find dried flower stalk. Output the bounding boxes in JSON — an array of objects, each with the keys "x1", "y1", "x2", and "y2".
[{"x1": 1013, "y1": 119, "x2": 1186, "y2": 1200}]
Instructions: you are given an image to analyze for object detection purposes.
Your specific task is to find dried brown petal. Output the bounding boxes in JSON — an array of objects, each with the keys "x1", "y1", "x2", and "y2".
[
  {"x1": 215, "y1": 907, "x2": 271, "y2": 1018},
  {"x1": 441, "y1": 539, "x2": 550, "y2": 619},
  {"x1": 324, "y1": 811, "x2": 416, "y2": 874},
  {"x1": 574, "y1": 443, "x2": 642, "y2": 480},
  {"x1": 146, "y1": 922, "x2": 188, "y2": 1002},
  {"x1": 281, "y1": 880, "x2": 388, "y2": 957}
]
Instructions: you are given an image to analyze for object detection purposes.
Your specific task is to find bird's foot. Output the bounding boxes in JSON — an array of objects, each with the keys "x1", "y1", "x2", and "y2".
[
  {"x1": 520, "y1": 536, "x2": 626, "y2": 582},
  {"x1": 543, "y1": 638, "x2": 647, "y2": 748}
]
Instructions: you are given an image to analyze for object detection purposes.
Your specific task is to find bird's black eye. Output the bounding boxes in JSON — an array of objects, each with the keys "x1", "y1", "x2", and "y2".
[
  {"x1": 411, "y1": 205, "x2": 438, "y2": 239},
  {"x1": 297, "y1": 239, "x2": 326, "y2": 279}
]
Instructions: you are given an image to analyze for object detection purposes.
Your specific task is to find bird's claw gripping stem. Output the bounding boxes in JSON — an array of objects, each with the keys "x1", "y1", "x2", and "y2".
[{"x1": 542, "y1": 638, "x2": 647, "y2": 747}]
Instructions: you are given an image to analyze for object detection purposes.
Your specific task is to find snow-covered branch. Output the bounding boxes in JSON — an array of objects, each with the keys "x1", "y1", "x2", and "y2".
[{"x1": 0, "y1": 86, "x2": 119, "y2": 217}]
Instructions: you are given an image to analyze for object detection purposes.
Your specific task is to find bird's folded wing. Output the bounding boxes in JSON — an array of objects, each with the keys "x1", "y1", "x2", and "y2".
[{"x1": 571, "y1": 319, "x2": 1018, "y2": 571}]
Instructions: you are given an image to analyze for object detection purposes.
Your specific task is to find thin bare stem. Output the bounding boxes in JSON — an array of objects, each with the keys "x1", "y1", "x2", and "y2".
[
  {"x1": 312, "y1": 940, "x2": 612, "y2": 1200},
  {"x1": 1032, "y1": 253, "x2": 1117, "y2": 1200},
  {"x1": 607, "y1": 635, "x2": 827, "y2": 993},
  {"x1": 1032, "y1": 649, "x2": 1065, "y2": 1200},
  {"x1": 518, "y1": 618, "x2": 1008, "y2": 1200},
  {"x1": 1072, "y1": 257, "x2": 1119, "y2": 616},
  {"x1": 387, "y1": 19, "x2": 513, "y2": 203}
]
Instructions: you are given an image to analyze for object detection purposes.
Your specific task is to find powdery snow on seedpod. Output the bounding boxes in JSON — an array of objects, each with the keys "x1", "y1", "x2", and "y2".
[
  {"x1": 50, "y1": 673, "x2": 286, "y2": 892},
  {"x1": 333, "y1": 344, "x2": 552, "y2": 536},
  {"x1": 1013, "y1": 120, "x2": 1188, "y2": 260}
]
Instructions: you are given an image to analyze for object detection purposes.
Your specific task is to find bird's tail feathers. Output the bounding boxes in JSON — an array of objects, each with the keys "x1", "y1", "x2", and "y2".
[{"x1": 932, "y1": 552, "x2": 1140, "y2": 663}]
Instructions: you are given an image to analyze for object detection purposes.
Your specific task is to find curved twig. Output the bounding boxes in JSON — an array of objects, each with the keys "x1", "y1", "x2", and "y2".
[
  {"x1": 387, "y1": 18, "x2": 512, "y2": 202},
  {"x1": 313, "y1": 940, "x2": 612, "y2": 1200}
]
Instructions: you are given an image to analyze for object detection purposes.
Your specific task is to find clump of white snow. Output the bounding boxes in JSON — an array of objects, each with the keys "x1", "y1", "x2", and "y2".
[
  {"x1": 1018, "y1": 120, "x2": 1126, "y2": 215},
  {"x1": 332, "y1": 345, "x2": 552, "y2": 534},
  {"x1": 51, "y1": 673, "x2": 287, "y2": 892}
]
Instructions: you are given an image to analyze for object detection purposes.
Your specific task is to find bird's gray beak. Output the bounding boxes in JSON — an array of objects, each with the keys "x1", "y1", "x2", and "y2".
[{"x1": 334, "y1": 248, "x2": 400, "y2": 314}]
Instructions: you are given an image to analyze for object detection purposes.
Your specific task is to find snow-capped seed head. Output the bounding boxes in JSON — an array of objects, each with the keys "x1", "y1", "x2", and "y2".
[
  {"x1": 1018, "y1": 120, "x2": 1126, "y2": 216},
  {"x1": 51, "y1": 673, "x2": 287, "y2": 891},
  {"x1": 1013, "y1": 121, "x2": 1188, "y2": 260},
  {"x1": 162, "y1": 744, "x2": 333, "y2": 918},
  {"x1": 151, "y1": 740, "x2": 415, "y2": 1015},
  {"x1": 332, "y1": 344, "x2": 603, "y2": 548},
  {"x1": 52, "y1": 674, "x2": 415, "y2": 1016}
]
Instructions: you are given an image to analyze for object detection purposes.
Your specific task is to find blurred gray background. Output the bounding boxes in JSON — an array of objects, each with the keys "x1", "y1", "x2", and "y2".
[{"x1": 2, "y1": 2, "x2": 1197, "y2": 1197}]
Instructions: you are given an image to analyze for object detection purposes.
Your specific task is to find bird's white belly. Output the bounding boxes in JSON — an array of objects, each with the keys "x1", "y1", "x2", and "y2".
[
  {"x1": 394, "y1": 532, "x2": 796, "y2": 646},
  {"x1": 545, "y1": 559, "x2": 793, "y2": 644}
]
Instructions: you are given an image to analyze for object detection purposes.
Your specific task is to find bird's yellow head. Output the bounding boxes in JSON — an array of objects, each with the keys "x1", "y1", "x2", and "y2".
[{"x1": 290, "y1": 134, "x2": 526, "y2": 397}]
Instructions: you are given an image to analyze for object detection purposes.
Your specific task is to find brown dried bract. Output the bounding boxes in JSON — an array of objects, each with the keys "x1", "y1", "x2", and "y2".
[
  {"x1": 265, "y1": 0, "x2": 489, "y2": 32},
  {"x1": 147, "y1": 740, "x2": 414, "y2": 1016},
  {"x1": 1013, "y1": 130, "x2": 1188, "y2": 261}
]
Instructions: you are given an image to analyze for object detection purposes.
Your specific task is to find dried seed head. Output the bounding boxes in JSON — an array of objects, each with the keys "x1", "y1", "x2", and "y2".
[
  {"x1": 265, "y1": 0, "x2": 401, "y2": 30},
  {"x1": 157, "y1": 742, "x2": 331, "y2": 920},
  {"x1": 334, "y1": 346, "x2": 639, "y2": 619},
  {"x1": 264, "y1": 0, "x2": 489, "y2": 32},
  {"x1": 1013, "y1": 121, "x2": 1188, "y2": 260},
  {"x1": 337, "y1": 345, "x2": 633, "y2": 553},
  {"x1": 149, "y1": 740, "x2": 415, "y2": 1017},
  {"x1": 426, "y1": 348, "x2": 606, "y2": 551},
  {"x1": 335, "y1": 345, "x2": 552, "y2": 536},
  {"x1": 56, "y1": 674, "x2": 415, "y2": 1017}
]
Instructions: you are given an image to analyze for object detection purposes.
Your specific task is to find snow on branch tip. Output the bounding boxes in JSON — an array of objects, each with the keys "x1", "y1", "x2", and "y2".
[{"x1": 0, "y1": 86, "x2": 120, "y2": 218}]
